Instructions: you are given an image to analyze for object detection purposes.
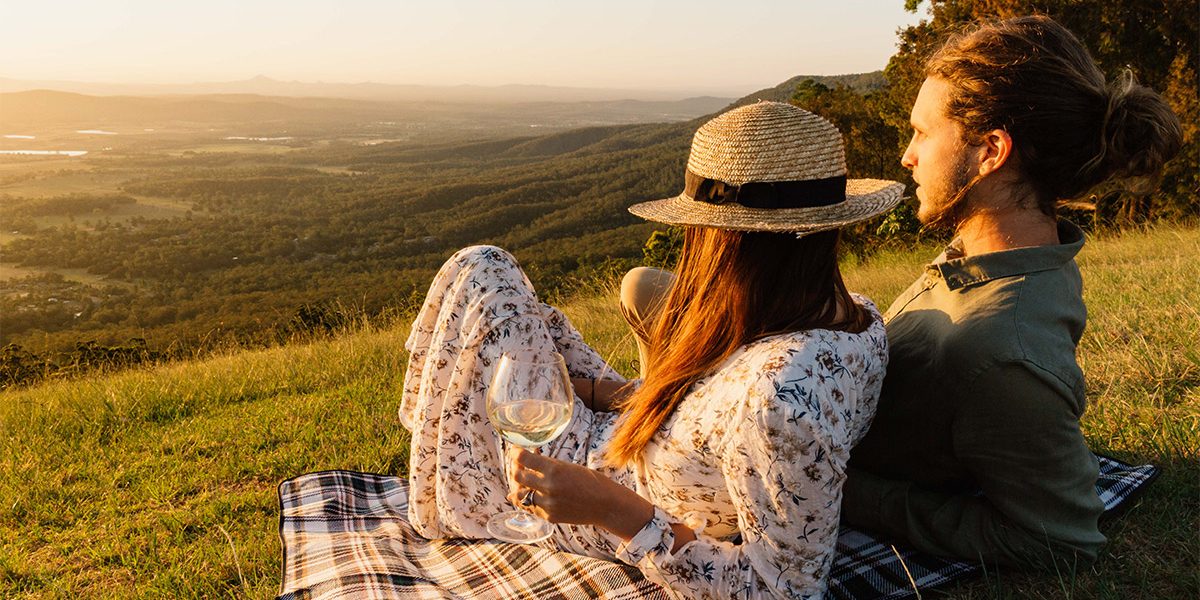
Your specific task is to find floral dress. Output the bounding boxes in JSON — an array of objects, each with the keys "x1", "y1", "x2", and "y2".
[{"x1": 401, "y1": 245, "x2": 889, "y2": 599}]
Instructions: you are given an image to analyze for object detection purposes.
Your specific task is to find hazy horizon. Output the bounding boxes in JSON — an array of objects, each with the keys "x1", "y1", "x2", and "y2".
[
  {"x1": 0, "y1": 73, "x2": 746, "y2": 99},
  {"x1": 2, "y1": 0, "x2": 924, "y2": 96},
  {"x1": 0, "y1": 73, "x2": 768, "y2": 96}
]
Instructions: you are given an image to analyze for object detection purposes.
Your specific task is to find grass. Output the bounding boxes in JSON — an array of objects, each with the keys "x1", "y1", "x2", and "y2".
[
  {"x1": 0, "y1": 159, "x2": 93, "y2": 178},
  {"x1": 0, "y1": 264, "x2": 117, "y2": 287},
  {"x1": 5, "y1": 199, "x2": 193, "y2": 234},
  {"x1": 1, "y1": 224, "x2": 1197, "y2": 599},
  {"x1": 0, "y1": 169, "x2": 128, "y2": 198}
]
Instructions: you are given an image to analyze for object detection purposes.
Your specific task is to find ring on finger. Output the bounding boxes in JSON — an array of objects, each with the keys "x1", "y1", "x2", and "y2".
[{"x1": 520, "y1": 489, "x2": 536, "y2": 507}]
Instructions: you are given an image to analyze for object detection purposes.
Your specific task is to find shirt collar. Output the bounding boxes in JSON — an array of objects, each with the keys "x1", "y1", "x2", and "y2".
[{"x1": 926, "y1": 220, "x2": 1085, "y2": 290}]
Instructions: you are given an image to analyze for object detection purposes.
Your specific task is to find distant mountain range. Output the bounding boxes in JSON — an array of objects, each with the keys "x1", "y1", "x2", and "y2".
[
  {"x1": 0, "y1": 75, "x2": 736, "y2": 104},
  {"x1": 0, "y1": 72, "x2": 884, "y2": 129},
  {"x1": 0, "y1": 72, "x2": 883, "y2": 105},
  {"x1": 0, "y1": 89, "x2": 735, "y2": 129}
]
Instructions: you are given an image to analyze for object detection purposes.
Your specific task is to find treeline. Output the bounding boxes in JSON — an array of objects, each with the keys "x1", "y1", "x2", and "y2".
[
  {"x1": 0, "y1": 193, "x2": 137, "y2": 219},
  {"x1": 1, "y1": 298, "x2": 402, "y2": 389},
  {"x1": 2, "y1": 340, "x2": 162, "y2": 389}
]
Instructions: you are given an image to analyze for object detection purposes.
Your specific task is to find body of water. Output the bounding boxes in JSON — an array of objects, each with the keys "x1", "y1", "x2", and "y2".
[
  {"x1": 3, "y1": 134, "x2": 36, "y2": 140},
  {"x1": 77, "y1": 130, "x2": 118, "y2": 135},
  {"x1": 224, "y1": 136, "x2": 294, "y2": 141}
]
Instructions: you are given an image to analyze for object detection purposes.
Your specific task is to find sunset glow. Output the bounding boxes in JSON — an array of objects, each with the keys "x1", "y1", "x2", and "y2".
[{"x1": 1, "y1": 0, "x2": 922, "y2": 93}]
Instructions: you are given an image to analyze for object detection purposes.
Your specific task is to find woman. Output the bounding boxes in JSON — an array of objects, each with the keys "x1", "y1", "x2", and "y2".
[{"x1": 400, "y1": 101, "x2": 903, "y2": 598}]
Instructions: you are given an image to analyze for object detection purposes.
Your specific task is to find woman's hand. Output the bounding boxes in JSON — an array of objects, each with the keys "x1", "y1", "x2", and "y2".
[{"x1": 506, "y1": 447, "x2": 653, "y2": 541}]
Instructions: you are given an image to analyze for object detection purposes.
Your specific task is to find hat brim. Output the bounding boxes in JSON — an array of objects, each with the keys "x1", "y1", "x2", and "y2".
[{"x1": 628, "y1": 178, "x2": 905, "y2": 234}]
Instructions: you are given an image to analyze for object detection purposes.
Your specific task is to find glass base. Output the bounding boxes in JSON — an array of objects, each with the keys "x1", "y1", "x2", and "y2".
[{"x1": 486, "y1": 509, "x2": 553, "y2": 544}]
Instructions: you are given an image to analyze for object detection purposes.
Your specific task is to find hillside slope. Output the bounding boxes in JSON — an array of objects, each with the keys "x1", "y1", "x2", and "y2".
[
  {"x1": 2, "y1": 225, "x2": 1196, "y2": 598},
  {"x1": 726, "y1": 71, "x2": 887, "y2": 109},
  {"x1": 0, "y1": 70, "x2": 889, "y2": 358}
]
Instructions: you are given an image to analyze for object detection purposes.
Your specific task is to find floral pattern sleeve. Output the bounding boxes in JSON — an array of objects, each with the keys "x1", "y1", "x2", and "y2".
[{"x1": 617, "y1": 358, "x2": 856, "y2": 600}]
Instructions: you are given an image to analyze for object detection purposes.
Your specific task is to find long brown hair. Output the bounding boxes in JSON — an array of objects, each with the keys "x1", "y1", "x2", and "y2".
[
  {"x1": 927, "y1": 15, "x2": 1182, "y2": 214},
  {"x1": 605, "y1": 226, "x2": 870, "y2": 467}
]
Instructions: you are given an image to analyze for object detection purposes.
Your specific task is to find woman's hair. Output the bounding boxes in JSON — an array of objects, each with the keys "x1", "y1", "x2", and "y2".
[
  {"x1": 605, "y1": 226, "x2": 871, "y2": 466},
  {"x1": 927, "y1": 15, "x2": 1182, "y2": 212}
]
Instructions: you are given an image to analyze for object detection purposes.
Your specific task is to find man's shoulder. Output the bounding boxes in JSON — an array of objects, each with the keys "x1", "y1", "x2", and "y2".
[
  {"x1": 887, "y1": 269, "x2": 1086, "y2": 404},
  {"x1": 944, "y1": 274, "x2": 1087, "y2": 407},
  {"x1": 887, "y1": 274, "x2": 1026, "y2": 367}
]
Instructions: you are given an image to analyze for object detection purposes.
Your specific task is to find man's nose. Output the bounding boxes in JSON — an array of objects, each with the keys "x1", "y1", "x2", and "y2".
[{"x1": 900, "y1": 146, "x2": 916, "y2": 169}]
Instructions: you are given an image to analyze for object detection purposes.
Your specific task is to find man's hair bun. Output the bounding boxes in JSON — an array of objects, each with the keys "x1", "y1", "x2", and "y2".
[{"x1": 1089, "y1": 70, "x2": 1183, "y2": 186}]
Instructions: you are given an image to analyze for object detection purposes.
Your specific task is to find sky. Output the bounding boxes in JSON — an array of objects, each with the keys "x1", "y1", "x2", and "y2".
[{"x1": 1, "y1": 0, "x2": 926, "y2": 94}]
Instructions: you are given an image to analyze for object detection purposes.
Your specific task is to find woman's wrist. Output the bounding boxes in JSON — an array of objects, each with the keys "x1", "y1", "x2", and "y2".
[
  {"x1": 570, "y1": 377, "x2": 595, "y2": 410},
  {"x1": 600, "y1": 479, "x2": 656, "y2": 541}
]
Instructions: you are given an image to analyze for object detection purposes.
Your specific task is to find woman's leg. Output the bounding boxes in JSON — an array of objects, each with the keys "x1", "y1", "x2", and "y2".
[
  {"x1": 401, "y1": 245, "x2": 611, "y2": 542},
  {"x1": 541, "y1": 302, "x2": 622, "y2": 382},
  {"x1": 618, "y1": 267, "x2": 674, "y2": 379}
]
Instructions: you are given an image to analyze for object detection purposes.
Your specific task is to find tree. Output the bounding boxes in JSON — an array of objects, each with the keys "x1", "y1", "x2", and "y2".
[
  {"x1": 791, "y1": 81, "x2": 908, "y2": 182},
  {"x1": 791, "y1": 80, "x2": 920, "y2": 242},
  {"x1": 642, "y1": 227, "x2": 683, "y2": 269}
]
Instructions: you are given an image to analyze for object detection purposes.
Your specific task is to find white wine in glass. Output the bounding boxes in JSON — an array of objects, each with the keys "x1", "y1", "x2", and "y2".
[{"x1": 485, "y1": 349, "x2": 573, "y2": 544}]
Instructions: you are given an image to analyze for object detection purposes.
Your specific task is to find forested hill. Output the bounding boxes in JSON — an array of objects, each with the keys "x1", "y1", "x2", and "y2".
[
  {"x1": 1, "y1": 70, "x2": 906, "y2": 383},
  {"x1": 0, "y1": 102, "x2": 697, "y2": 369},
  {"x1": 727, "y1": 71, "x2": 887, "y2": 108}
]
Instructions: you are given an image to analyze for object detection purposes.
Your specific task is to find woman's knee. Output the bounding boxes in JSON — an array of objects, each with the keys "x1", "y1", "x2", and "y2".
[
  {"x1": 450, "y1": 244, "x2": 518, "y2": 267},
  {"x1": 439, "y1": 245, "x2": 527, "y2": 283},
  {"x1": 620, "y1": 267, "x2": 673, "y2": 325}
]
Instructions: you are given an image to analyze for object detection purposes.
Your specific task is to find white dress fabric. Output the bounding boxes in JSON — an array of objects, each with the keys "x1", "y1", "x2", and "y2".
[{"x1": 400, "y1": 245, "x2": 889, "y2": 599}]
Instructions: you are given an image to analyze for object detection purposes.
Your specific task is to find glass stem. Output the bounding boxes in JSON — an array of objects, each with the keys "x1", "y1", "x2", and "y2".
[{"x1": 509, "y1": 509, "x2": 540, "y2": 529}]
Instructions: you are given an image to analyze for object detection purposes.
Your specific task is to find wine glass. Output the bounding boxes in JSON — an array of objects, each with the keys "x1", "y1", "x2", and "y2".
[{"x1": 485, "y1": 349, "x2": 574, "y2": 543}]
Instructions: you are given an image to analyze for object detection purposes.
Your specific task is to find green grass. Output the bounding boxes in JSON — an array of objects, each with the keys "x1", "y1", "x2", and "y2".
[
  {"x1": 5, "y1": 198, "x2": 192, "y2": 234},
  {"x1": 0, "y1": 264, "x2": 117, "y2": 287},
  {"x1": 2, "y1": 225, "x2": 1197, "y2": 599},
  {"x1": 0, "y1": 169, "x2": 128, "y2": 198}
]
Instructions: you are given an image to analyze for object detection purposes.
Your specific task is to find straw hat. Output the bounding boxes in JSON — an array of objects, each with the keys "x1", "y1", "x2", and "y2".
[{"x1": 629, "y1": 101, "x2": 904, "y2": 234}]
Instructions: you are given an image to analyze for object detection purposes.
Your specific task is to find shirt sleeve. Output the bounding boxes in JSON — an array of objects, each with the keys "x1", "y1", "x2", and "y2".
[
  {"x1": 615, "y1": 370, "x2": 848, "y2": 599},
  {"x1": 841, "y1": 361, "x2": 1106, "y2": 569}
]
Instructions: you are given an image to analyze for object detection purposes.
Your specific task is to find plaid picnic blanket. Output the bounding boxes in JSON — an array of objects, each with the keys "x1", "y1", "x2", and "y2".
[{"x1": 278, "y1": 455, "x2": 1157, "y2": 600}]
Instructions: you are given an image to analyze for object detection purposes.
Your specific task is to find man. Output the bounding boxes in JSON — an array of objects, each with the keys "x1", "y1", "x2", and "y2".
[
  {"x1": 620, "y1": 15, "x2": 1181, "y2": 571},
  {"x1": 840, "y1": 15, "x2": 1181, "y2": 570}
]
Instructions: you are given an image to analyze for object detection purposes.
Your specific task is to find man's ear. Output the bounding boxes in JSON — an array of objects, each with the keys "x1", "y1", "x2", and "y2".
[{"x1": 977, "y1": 129, "x2": 1014, "y2": 177}]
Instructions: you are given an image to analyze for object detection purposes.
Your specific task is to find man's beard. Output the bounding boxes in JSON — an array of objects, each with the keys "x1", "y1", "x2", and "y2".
[{"x1": 921, "y1": 159, "x2": 981, "y2": 233}]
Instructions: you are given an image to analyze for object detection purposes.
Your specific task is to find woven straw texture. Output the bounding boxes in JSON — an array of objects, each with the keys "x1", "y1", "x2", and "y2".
[
  {"x1": 630, "y1": 101, "x2": 904, "y2": 233},
  {"x1": 687, "y1": 101, "x2": 846, "y2": 184}
]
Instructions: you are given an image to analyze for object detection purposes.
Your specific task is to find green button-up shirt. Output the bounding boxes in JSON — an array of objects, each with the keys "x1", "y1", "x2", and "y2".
[{"x1": 844, "y1": 220, "x2": 1106, "y2": 569}]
